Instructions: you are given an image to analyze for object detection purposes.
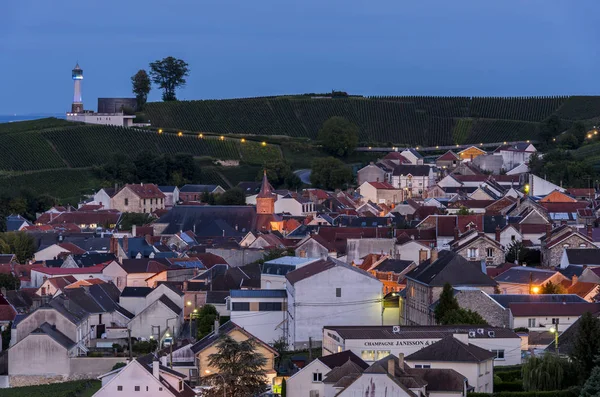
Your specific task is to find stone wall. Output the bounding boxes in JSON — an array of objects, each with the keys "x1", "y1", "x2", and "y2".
[
  {"x1": 543, "y1": 234, "x2": 593, "y2": 267},
  {"x1": 455, "y1": 289, "x2": 510, "y2": 328},
  {"x1": 206, "y1": 248, "x2": 266, "y2": 267}
]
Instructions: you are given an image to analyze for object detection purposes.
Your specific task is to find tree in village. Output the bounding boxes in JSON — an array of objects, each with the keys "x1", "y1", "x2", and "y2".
[
  {"x1": 196, "y1": 304, "x2": 219, "y2": 339},
  {"x1": 0, "y1": 232, "x2": 35, "y2": 263},
  {"x1": 317, "y1": 116, "x2": 359, "y2": 157},
  {"x1": 541, "y1": 280, "x2": 565, "y2": 294},
  {"x1": 149, "y1": 57, "x2": 190, "y2": 101},
  {"x1": 580, "y1": 366, "x2": 600, "y2": 397},
  {"x1": 310, "y1": 157, "x2": 353, "y2": 190},
  {"x1": 215, "y1": 188, "x2": 246, "y2": 206},
  {"x1": 205, "y1": 335, "x2": 268, "y2": 397},
  {"x1": 131, "y1": 69, "x2": 151, "y2": 110},
  {"x1": 258, "y1": 159, "x2": 301, "y2": 189},
  {"x1": 272, "y1": 336, "x2": 288, "y2": 370},
  {"x1": 281, "y1": 378, "x2": 287, "y2": 397},
  {"x1": 434, "y1": 283, "x2": 487, "y2": 325},
  {"x1": 522, "y1": 353, "x2": 577, "y2": 391},
  {"x1": 0, "y1": 274, "x2": 20, "y2": 291},
  {"x1": 569, "y1": 312, "x2": 600, "y2": 382}
]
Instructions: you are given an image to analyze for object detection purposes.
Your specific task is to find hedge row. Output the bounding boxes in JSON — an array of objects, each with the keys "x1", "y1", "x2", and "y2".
[{"x1": 468, "y1": 387, "x2": 580, "y2": 397}]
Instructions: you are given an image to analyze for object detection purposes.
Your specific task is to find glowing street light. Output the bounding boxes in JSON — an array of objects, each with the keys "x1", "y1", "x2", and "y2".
[
  {"x1": 262, "y1": 141, "x2": 267, "y2": 146},
  {"x1": 198, "y1": 133, "x2": 203, "y2": 138},
  {"x1": 187, "y1": 301, "x2": 192, "y2": 306},
  {"x1": 220, "y1": 135, "x2": 225, "y2": 140},
  {"x1": 524, "y1": 184, "x2": 530, "y2": 194},
  {"x1": 158, "y1": 129, "x2": 163, "y2": 134},
  {"x1": 177, "y1": 132, "x2": 183, "y2": 137},
  {"x1": 531, "y1": 286, "x2": 540, "y2": 294},
  {"x1": 241, "y1": 138, "x2": 246, "y2": 143},
  {"x1": 549, "y1": 326, "x2": 559, "y2": 354}
]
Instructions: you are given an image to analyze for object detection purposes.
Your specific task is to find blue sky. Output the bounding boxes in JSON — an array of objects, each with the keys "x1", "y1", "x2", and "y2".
[{"x1": 2, "y1": 0, "x2": 599, "y2": 114}]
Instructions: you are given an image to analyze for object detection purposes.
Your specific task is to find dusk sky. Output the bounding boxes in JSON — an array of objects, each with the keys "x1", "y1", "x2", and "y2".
[{"x1": 2, "y1": 0, "x2": 599, "y2": 114}]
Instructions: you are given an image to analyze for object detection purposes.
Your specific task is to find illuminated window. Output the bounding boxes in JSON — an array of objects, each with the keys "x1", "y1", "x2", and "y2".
[
  {"x1": 376, "y1": 350, "x2": 391, "y2": 360},
  {"x1": 361, "y1": 350, "x2": 376, "y2": 361}
]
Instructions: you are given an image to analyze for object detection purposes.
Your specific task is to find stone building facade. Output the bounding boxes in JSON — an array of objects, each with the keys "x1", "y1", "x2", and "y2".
[
  {"x1": 541, "y1": 232, "x2": 594, "y2": 267},
  {"x1": 111, "y1": 184, "x2": 165, "y2": 214},
  {"x1": 452, "y1": 235, "x2": 505, "y2": 266},
  {"x1": 454, "y1": 289, "x2": 510, "y2": 328}
]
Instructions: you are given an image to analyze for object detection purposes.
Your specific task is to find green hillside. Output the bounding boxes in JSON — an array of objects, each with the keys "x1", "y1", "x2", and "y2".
[
  {"x1": 144, "y1": 95, "x2": 599, "y2": 145},
  {"x1": 0, "y1": 119, "x2": 281, "y2": 203}
]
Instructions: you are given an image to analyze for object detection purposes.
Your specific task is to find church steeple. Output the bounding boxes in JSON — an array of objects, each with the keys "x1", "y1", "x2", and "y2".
[{"x1": 256, "y1": 170, "x2": 276, "y2": 214}]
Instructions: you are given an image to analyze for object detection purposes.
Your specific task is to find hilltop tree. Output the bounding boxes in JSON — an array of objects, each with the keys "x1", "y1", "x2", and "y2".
[
  {"x1": 206, "y1": 335, "x2": 268, "y2": 397},
  {"x1": 149, "y1": 57, "x2": 190, "y2": 101},
  {"x1": 318, "y1": 117, "x2": 359, "y2": 157},
  {"x1": 310, "y1": 157, "x2": 353, "y2": 190},
  {"x1": 131, "y1": 69, "x2": 151, "y2": 109},
  {"x1": 540, "y1": 115, "x2": 563, "y2": 143}
]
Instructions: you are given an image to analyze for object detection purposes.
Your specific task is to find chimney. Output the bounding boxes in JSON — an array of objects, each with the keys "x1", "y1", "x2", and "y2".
[
  {"x1": 418, "y1": 249, "x2": 428, "y2": 264},
  {"x1": 495, "y1": 225, "x2": 501, "y2": 242},
  {"x1": 397, "y1": 353, "x2": 404, "y2": 370},
  {"x1": 587, "y1": 224, "x2": 593, "y2": 239},
  {"x1": 214, "y1": 319, "x2": 220, "y2": 336},
  {"x1": 454, "y1": 227, "x2": 459, "y2": 241},
  {"x1": 123, "y1": 236, "x2": 129, "y2": 255},
  {"x1": 110, "y1": 236, "x2": 117, "y2": 254},
  {"x1": 546, "y1": 224, "x2": 552, "y2": 240},
  {"x1": 183, "y1": 281, "x2": 188, "y2": 292},
  {"x1": 132, "y1": 224, "x2": 137, "y2": 237},
  {"x1": 152, "y1": 360, "x2": 160, "y2": 379},
  {"x1": 387, "y1": 358, "x2": 395, "y2": 375},
  {"x1": 430, "y1": 248, "x2": 438, "y2": 263},
  {"x1": 572, "y1": 275, "x2": 578, "y2": 285}
]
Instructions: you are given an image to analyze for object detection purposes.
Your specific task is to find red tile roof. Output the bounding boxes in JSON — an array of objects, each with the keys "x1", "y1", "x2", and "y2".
[
  {"x1": 383, "y1": 152, "x2": 411, "y2": 163},
  {"x1": 509, "y1": 302, "x2": 600, "y2": 316},
  {"x1": 486, "y1": 262, "x2": 518, "y2": 278},
  {"x1": 436, "y1": 216, "x2": 458, "y2": 237},
  {"x1": 185, "y1": 253, "x2": 228, "y2": 268},
  {"x1": 78, "y1": 204, "x2": 104, "y2": 211},
  {"x1": 567, "y1": 282, "x2": 599, "y2": 298},
  {"x1": 540, "y1": 202, "x2": 589, "y2": 213},
  {"x1": 567, "y1": 188, "x2": 596, "y2": 197},
  {"x1": 457, "y1": 215, "x2": 484, "y2": 232},
  {"x1": 123, "y1": 184, "x2": 166, "y2": 199},
  {"x1": 37, "y1": 211, "x2": 120, "y2": 226},
  {"x1": 57, "y1": 242, "x2": 86, "y2": 255},
  {"x1": 0, "y1": 294, "x2": 17, "y2": 322},
  {"x1": 520, "y1": 224, "x2": 549, "y2": 234},
  {"x1": 33, "y1": 264, "x2": 106, "y2": 275},
  {"x1": 368, "y1": 182, "x2": 396, "y2": 189},
  {"x1": 436, "y1": 151, "x2": 460, "y2": 161}
]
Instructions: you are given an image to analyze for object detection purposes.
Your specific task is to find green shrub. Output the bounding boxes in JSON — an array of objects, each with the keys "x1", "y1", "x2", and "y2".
[
  {"x1": 494, "y1": 381, "x2": 524, "y2": 392},
  {"x1": 496, "y1": 370, "x2": 523, "y2": 382}
]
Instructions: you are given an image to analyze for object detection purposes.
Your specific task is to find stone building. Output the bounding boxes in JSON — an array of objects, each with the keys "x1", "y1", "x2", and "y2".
[
  {"x1": 256, "y1": 171, "x2": 276, "y2": 215},
  {"x1": 111, "y1": 184, "x2": 165, "y2": 214},
  {"x1": 540, "y1": 225, "x2": 595, "y2": 267},
  {"x1": 403, "y1": 250, "x2": 497, "y2": 325},
  {"x1": 450, "y1": 229, "x2": 505, "y2": 266}
]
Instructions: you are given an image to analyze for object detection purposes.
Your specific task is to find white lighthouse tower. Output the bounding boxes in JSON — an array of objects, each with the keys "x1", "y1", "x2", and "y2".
[{"x1": 71, "y1": 63, "x2": 84, "y2": 113}]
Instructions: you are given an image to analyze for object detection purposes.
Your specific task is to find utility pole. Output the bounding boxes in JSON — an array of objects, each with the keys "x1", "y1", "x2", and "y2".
[
  {"x1": 308, "y1": 337, "x2": 312, "y2": 361},
  {"x1": 127, "y1": 328, "x2": 132, "y2": 362}
]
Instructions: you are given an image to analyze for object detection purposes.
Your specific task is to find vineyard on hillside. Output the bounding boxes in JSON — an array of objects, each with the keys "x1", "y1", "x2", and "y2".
[{"x1": 145, "y1": 95, "x2": 598, "y2": 145}]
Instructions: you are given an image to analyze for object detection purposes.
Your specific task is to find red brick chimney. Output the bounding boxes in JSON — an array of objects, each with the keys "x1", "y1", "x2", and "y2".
[
  {"x1": 546, "y1": 224, "x2": 552, "y2": 241},
  {"x1": 454, "y1": 227, "x2": 459, "y2": 241},
  {"x1": 587, "y1": 224, "x2": 593, "y2": 239},
  {"x1": 495, "y1": 225, "x2": 501, "y2": 242},
  {"x1": 123, "y1": 236, "x2": 129, "y2": 255}
]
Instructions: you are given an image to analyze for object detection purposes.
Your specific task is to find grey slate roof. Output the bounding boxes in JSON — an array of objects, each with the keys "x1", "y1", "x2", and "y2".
[
  {"x1": 206, "y1": 291, "x2": 229, "y2": 305},
  {"x1": 489, "y1": 294, "x2": 586, "y2": 309},
  {"x1": 230, "y1": 289, "x2": 286, "y2": 298},
  {"x1": 158, "y1": 186, "x2": 177, "y2": 193},
  {"x1": 190, "y1": 321, "x2": 238, "y2": 354},
  {"x1": 156, "y1": 205, "x2": 256, "y2": 236},
  {"x1": 558, "y1": 265, "x2": 586, "y2": 279},
  {"x1": 286, "y1": 257, "x2": 376, "y2": 286},
  {"x1": 158, "y1": 295, "x2": 182, "y2": 315},
  {"x1": 564, "y1": 249, "x2": 600, "y2": 266},
  {"x1": 373, "y1": 259, "x2": 414, "y2": 273},
  {"x1": 261, "y1": 263, "x2": 296, "y2": 276},
  {"x1": 70, "y1": 252, "x2": 116, "y2": 267},
  {"x1": 494, "y1": 267, "x2": 557, "y2": 284},
  {"x1": 32, "y1": 322, "x2": 76, "y2": 349},
  {"x1": 405, "y1": 336, "x2": 495, "y2": 362},
  {"x1": 318, "y1": 350, "x2": 369, "y2": 370},
  {"x1": 405, "y1": 250, "x2": 497, "y2": 287},
  {"x1": 121, "y1": 287, "x2": 153, "y2": 297}
]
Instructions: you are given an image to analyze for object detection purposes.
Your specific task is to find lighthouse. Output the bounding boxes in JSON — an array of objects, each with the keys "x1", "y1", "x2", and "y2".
[{"x1": 71, "y1": 63, "x2": 84, "y2": 113}]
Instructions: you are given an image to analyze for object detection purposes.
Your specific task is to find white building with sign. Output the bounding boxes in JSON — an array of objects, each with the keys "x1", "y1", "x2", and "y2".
[{"x1": 322, "y1": 325, "x2": 522, "y2": 366}]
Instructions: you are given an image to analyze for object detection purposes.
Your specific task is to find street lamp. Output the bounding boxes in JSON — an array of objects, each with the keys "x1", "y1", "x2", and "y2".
[
  {"x1": 549, "y1": 326, "x2": 559, "y2": 354},
  {"x1": 205, "y1": 370, "x2": 226, "y2": 397},
  {"x1": 531, "y1": 286, "x2": 540, "y2": 294}
]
